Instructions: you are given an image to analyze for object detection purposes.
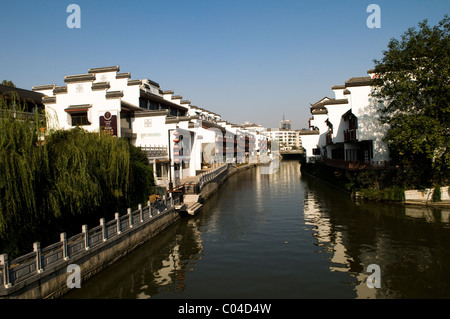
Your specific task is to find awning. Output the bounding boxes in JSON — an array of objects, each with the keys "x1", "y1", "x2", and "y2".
[{"x1": 64, "y1": 104, "x2": 92, "y2": 113}]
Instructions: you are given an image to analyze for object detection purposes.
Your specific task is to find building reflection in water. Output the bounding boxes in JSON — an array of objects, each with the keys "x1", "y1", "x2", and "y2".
[
  {"x1": 65, "y1": 161, "x2": 450, "y2": 299},
  {"x1": 302, "y1": 179, "x2": 450, "y2": 299},
  {"x1": 63, "y1": 215, "x2": 204, "y2": 299},
  {"x1": 302, "y1": 190, "x2": 376, "y2": 298},
  {"x1": 147, "y1": 218, "x2": 204, "y2": 298}
]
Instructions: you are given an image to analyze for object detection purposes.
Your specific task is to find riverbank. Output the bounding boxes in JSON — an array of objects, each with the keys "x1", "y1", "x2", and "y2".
[
  {"x1": 59, "y1": 160, "x2": 450, "y2": 299},
  {"x1": 0, "y1": 162, "x2": 260, "y2": 299},
  {"x1": 0, "y1": 203, "x2": 180, "y2": 299},
  {"x1": 199, "y1": 163, "x2": 259, "y2": 203},
  {"x1": 300, "y1": 161, "x2": 450, "y2": 208}
]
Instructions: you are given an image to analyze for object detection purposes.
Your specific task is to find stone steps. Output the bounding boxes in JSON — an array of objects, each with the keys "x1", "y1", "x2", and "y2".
[{"x1": 186, "y1": 202, "x2": 203, "y2": 215}]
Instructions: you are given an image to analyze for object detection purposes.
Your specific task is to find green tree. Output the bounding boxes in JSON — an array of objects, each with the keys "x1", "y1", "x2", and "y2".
[
  {"x1": 1, "y1": 80, "x2": 16, "y2": 88},
  {"x1": 0, "y1": 98, "x2": 156, "y2": 257},
  {"x1": 0, "y1": 96, "x2": 48, "y2": 256},
  {"x1": 371, "y1": 15, "x2": 450, "y2": 187},
  {"x1": 1, "y1": 80, "x2": 16, "y2": 87}
]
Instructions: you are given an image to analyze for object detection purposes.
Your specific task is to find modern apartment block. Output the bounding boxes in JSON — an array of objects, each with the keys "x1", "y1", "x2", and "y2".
[
  {"x1": 33, "y1": 66, "x2": 269, "y2": 188},
  {"x1": 264, "y1": 128, "x2": 302, "y2": 151}
]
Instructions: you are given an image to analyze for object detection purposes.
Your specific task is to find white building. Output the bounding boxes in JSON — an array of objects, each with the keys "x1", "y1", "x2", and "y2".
[
  {"x1": 264, "y1": 128, "x2": 303, "y2": 151},
  {"x1": 33, "y1": 66, "x2": 269, "y2": 188},
  {"x1": 299, "y1": 70, "x2": 390, "y2": 165}
]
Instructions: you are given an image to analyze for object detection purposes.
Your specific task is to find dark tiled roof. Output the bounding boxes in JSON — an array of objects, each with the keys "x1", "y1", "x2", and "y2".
[
  {"x1": 140, "y1": 90, "x2": 188, "y2": 112},
  {"x1": 342, "y1": 109, "x2": 356, "y2": 119},
  {"x1": 88, "y1": 66, "x2": 120, "y2": 74},
  {"x1": 116, "y1": 72, "x2": 131, "y2": 79},
  {"x1": 345, "y1": 76, "x2": 372, "y2": 87},
  {"x1": 105, "y1": 91, "x2": 124, "y2": 99},
  {"x1": 322, "y1": 98, "x2": 348, "y2": 105},
  {"x1": 310, "y1": 97, "x2": 331, "y2": 107},
  {"x1": 64, "y1": 104, "x2": 92, "y2": 112},
  {"x1": 64, "y1": 74, "x2": 96, "y2": 84},
  {"x1": 0, "y1": 84, "x2": 44, "y2": 105}
]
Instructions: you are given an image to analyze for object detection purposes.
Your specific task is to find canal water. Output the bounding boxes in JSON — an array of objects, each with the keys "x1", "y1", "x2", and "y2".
[{"x1": 65, "y1": 160, "x2": 450, "y2": 299}]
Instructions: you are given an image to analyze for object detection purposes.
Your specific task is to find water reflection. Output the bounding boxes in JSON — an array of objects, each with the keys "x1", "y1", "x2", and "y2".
[
  {"x1": 65, "y1": 161, "x2": 450, "y2": 299},
  {"x1": 302, "y1": 175, "x2": 450, "y2": 299},
  {"x1": 65, "y1": 216, "x2": 204, "y2": 299}
]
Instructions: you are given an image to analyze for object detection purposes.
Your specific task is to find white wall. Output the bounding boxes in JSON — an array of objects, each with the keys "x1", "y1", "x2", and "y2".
[
  {"x1": 134, "y1": 115, "x2": 170, "y2": 147},
  {"x1": 299, "y1": 133, "x2": 320, "y2": 159},
  {"x1": 44, "y1": 81, "x2": 122, "y2": 134},
  {"x1": 306, "y1": 77, "x2": 390, "y2": 162}
]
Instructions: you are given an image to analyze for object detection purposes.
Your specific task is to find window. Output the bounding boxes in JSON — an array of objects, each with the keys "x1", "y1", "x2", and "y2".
[
  {"x1": 71, "y1": 112, "x2": 90, "y2": 126},
  {"x1": 349, "y1": 116, "x2": 358, "y2": 130}
]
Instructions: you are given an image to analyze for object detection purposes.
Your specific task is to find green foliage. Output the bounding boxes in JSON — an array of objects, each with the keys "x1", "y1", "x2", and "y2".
[
  {"x1": 45, "y1": 128, "x2": 131, "y2": 219},
  {"x1": 0, "y1": 96, "x2": 48, "y2": 256},
  {"x1": 372, "y1": 15, "x2": 450, "y2": 187},
  {"x1": 357, "y1": 187, "x2": 405, "y2": 202},
  {"x1": 128, "y1": 143, "x2": 155, "y2": 207},
  {"x1": 432, "y1": 185, "x2": 442, "y2": 202},
  {"x1": 1, "y1": 80, "x2": 16, "y2": 87},
  {"x1": 0, "y1": 98, "x2": 155, "y2": 257},
  {"x1": 302, "y1": 161, "x2": 406, "y2": 202}
]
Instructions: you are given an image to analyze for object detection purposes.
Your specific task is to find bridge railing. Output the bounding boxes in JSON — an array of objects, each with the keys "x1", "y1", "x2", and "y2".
[
  {"x1": 140, "y1": 145, "x2": 168, "y2": 157},
  {"x1": 323, "y1": 158, "x2": 391, "y2": 170},
  {"x1": 0, "y1": 196, "x2": 175, "y2": 290}
]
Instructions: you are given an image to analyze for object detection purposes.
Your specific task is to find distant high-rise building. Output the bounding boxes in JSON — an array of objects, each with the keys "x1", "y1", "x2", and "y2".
[{"x1": 280, "y1": 116, "x2": 292, "y2": 130}]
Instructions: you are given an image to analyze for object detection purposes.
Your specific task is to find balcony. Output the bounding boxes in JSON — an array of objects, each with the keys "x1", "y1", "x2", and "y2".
[
  {"x1": 140, "y1": 145, "x2": 168, "y2": 157},
  {"x1": 344, "y1": 129, "x2": 357, "y2": 142},
  {"x1": 0, "y1": 109, "x2": 45, "y2": 122},
  {"x1": 323, "y1": 157, "x2": 391, "y2": 170}
]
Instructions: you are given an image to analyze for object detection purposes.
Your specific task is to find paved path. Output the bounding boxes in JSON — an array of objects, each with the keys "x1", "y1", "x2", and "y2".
[{"x1": 179, "y1": 166, "x2": 218, "y2": 185}]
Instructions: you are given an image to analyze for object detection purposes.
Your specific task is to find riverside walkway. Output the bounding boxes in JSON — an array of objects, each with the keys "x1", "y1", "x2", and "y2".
[
  {"x1": 0, "y1": 161, "x2": 258, "y2": 298},
  {"x1": 176, "y1": 163, "x2": 230, "y2": 215},
  {"x1": 0, "y1": 200, "x2": 179, "y2": 299}
]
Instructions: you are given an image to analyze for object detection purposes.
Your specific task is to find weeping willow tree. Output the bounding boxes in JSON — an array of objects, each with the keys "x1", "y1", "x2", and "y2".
[
  {"x1": 0, "y1": 95, "x2": 48, "y2": 257},
  {"x1": 0, "y1": 96, "x2": 155, "y2": 257},
  {"x1": 45, "y1": 129, "x2": 130, "y2": 220},
  {"x1": 44, "y1": 128, "x2": 155, "y2": 242}
]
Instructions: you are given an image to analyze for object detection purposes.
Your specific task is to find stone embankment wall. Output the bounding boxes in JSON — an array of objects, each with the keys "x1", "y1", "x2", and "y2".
[
  {"x1": 0, "y1": 163, "x2": 259, "y2": 299},
  {"x1": 0, "y1": 206, "x2": 179, "y2": 299},
  {"x1": 199, "y1": 164, "x2": 258, "y2": 202},
  {"x1": 404, "y1": 186, "x2": 450, "y2": 206}
]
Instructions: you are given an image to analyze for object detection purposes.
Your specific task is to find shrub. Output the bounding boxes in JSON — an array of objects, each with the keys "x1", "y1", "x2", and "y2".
[{"x1": 432, "y1": 185, "x2": 442, "y2": 202}]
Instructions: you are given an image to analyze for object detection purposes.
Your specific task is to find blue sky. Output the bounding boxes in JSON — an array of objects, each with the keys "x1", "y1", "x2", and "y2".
[{"x1": 1, "y1": 0, "x2": 448, "y2": 128}]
